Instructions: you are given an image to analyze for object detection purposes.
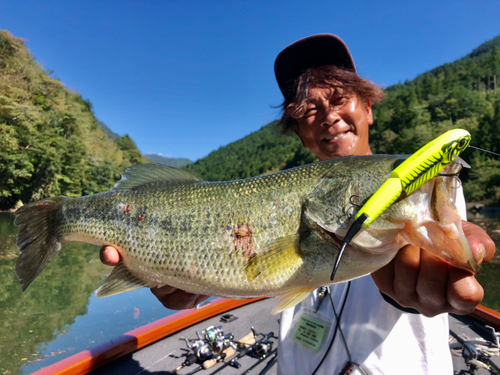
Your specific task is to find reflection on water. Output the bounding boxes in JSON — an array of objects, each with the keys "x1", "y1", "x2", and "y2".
[
  {"x1": 0, "y1": 210, "x2": 499, "y2": 374},
  {"x1": 0, "y1": 213, "x2": 176, "y2": 375},
  {"x1": 21, "y1": 290, "x2": 176, "y2": 374}
]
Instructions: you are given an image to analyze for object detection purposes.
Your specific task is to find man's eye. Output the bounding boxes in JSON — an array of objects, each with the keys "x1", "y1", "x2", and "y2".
[
  {"x1": 304, "y1": 107, "x2": 317, "y2": 116},
  {"x1": 332, "y1": 97, "x2": 347, "y2": 106}
]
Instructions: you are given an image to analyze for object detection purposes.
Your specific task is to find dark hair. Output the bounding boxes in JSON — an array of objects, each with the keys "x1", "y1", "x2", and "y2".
[{"x1": 277, "y1": 65, "x2": 385, "y2": 134}]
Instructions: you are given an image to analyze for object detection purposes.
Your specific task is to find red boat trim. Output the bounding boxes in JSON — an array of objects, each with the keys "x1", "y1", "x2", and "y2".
[
  {"x1": 32, "y1": 297, "x2": 265, "y2": 375},
  {"x1": 470, "y1": 304, "x2": 500, "y2": 330}
]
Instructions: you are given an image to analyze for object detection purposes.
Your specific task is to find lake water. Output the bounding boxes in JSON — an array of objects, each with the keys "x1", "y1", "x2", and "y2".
[
  {"x1": 0, "y1": 211, "x2": 499, "y2": 374},
  {"x1": 0, "y1": 213, "x2": 180, "y2": 375}
]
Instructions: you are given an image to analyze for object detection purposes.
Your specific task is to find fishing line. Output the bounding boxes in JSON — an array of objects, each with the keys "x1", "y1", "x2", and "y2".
[{"x1": 469, "y1": 145, "x2": 500, "y2": 158}]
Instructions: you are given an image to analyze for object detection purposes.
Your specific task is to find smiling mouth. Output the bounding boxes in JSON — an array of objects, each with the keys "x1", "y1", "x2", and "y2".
[{"x1": 323, "y1": 132, "x2": 348, "y2": 142}]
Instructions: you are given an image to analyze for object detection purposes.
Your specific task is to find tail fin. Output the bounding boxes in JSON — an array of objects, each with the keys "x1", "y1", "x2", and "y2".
[{"x1": 14, "y1": 197, "x2": 68, "y2": 291}]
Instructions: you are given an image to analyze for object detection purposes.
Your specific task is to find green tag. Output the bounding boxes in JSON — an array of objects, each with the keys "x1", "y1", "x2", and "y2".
[{"x1": 292, "y1": 315, "x2": 327, "y2": 351}]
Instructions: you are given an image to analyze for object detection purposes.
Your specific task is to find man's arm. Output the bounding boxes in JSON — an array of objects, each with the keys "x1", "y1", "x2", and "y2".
[
  {"x1": 100, "y1": 246, "x2": 210, "y2": 310},
  {"x1": 371, "y1": 221, "x2": 495, "y2": 317}
]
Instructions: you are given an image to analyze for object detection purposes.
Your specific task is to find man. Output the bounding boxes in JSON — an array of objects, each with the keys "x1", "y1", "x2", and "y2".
[
  {"x1": 273, "y1": 34, "x2": 495, "y2": 375},
  {"x1": 101, "y1": 34, "x2": 495, "y2": 374}
]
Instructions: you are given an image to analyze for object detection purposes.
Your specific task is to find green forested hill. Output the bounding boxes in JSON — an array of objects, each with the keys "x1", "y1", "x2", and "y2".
[
  {"x1": 183, "y1": 122, "x2": 316, "y2": 180},
  {"x1": 146, "y1": 154, "x2": 193, "y2": 168},
  {"x1": 2, "y1": 28, "x2": 499, "y2": 208},
  {"x1": 0, "y1": 30, "x2": 146, "y2": 210},
  {"x1": 185, "y1": 36, "x2": 500, "y2": 204},
  {"x1": 370, "y1": 35, "x2": 500, "y2": 202}
]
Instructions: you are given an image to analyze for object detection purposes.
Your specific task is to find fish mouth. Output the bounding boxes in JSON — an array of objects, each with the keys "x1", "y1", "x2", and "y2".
[
  {"x1": 399, "y1": 170, "x2": 480, "y2": 274},
  {"x1": 340, "y1": 161, "x2": 479, "y2": 275}
]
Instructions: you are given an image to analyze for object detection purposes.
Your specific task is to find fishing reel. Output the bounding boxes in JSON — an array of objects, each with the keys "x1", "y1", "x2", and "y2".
[
  {"x1": 201, "y1": 325, "x2": 238, "y2": 355},
  {"x1": 202, "y1": 325, "x2": 224, "y2": 342},
  {"x1": 248, "y1": 328, "x2": 277, "y2": 359},
  {"x1": 184, "y1": 324, "x2": 238, "y2": 360},
  {"x1": 251, "y1": 338, "x2": 274, "y2": 358},
  {"x1": 183, "y1": 337, "x2": 212, "y2": 361},
  {"x1": 450, "y1": 328, "x2": 500, "y2": 374},
  {"x1": 210, "y1": 333, "x2": 237, "y2": 354}
]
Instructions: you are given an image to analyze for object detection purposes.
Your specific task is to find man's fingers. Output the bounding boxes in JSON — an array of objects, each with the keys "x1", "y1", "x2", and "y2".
[
  {"x1": 415, "y1": 250, "x2": 448, "y2": 315},
  {"x1": 100, "y1": 246, "x2": 121, "y2": 266},
  {"x1": 392, "y1": 245, "x2": 420, "y2": 307},
  {"x1": 370, "y1": 260, "x2": 395, "y2": 297},
  {"x1": 99, "y1": 247, "x2": 211, "y2": 311},
  {"x1": 447, "y1": 267, "x2": 484, "y2": 315},
  {"x1": 151, "y1": 286, "x2": 209, "y2": 310},
  {"x1": 462, "y1": 221, "x2": 495, "y2": 264}
]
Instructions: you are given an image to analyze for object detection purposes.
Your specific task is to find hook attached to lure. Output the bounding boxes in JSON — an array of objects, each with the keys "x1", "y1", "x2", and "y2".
[{"x1": 330, "y1": 129, "x2": 471, "y2": 281}]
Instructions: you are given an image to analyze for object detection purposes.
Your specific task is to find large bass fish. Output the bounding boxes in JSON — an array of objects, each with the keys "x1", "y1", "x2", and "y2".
[{"x1": 15, "y1": 155, "x2": 478, "y2": 314}]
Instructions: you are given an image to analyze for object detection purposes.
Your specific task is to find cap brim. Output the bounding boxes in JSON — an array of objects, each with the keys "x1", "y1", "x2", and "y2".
[{"x1": 274, "y1": 34, "x2": 356, "y2": 101}]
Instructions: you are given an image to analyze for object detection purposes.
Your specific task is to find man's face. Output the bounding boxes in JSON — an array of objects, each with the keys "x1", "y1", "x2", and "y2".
[{"x1": 292, "y1": 86, "x2": 373, "y2": 161}]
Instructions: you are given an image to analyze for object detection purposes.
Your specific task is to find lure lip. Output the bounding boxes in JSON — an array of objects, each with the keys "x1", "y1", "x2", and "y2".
[{"x1": 331, "y1": 214, "x2": 367, "y2": 281}]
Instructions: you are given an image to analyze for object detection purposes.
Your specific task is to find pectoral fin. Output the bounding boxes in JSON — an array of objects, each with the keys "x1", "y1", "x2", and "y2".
[
  {"x1": 96, "y1": 264, "x2": 156, "y2": 297},
  {"x1": 271, "y1": 287, "x2": 317, "y2": 315},
  {"x1": 245, "y1": 234, "x2": 302, "y2": 282}
]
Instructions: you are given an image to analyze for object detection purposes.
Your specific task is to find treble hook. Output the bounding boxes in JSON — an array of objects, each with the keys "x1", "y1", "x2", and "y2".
[
  {"x1": 346, "y1": 195, "x2": 363, "y2": 219},
  {"x1": 437, "y1": 173, "x2": 462, "y2": 189},
  {"x1": 349, "y1": 195, "x2": 363, "y2": 207}
]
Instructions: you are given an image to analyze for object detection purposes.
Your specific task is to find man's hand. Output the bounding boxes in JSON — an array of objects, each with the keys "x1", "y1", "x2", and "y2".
[
  {"x1": 372, "y1": 221, "x2": 496, "y2": 317},
  {"x1": 100, "y1": 246, "x2": 210, "y2": 310}
]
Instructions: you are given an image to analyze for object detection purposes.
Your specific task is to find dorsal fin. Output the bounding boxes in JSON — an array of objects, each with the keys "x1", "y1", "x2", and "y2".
[{"x1": 112, "y1": 163, "x2": 203, "y2": 191}]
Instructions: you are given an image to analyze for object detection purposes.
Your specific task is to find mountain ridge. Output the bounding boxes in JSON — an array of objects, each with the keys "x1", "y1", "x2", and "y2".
[
  {"x1": 0, "y1": 29, "x2": 146, "y2": 209},
  {"x1": 146, "y1": 153, "x2": 193, "y2": 168},
  {"x1": 1, "y1": 29, "x2": 499, "y2": 208},
  {"x1": 185, "y1": 35, "x2": 500, "y2": 203}
]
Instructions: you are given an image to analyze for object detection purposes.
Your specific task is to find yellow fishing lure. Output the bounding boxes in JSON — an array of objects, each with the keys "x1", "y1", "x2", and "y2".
[
  {"x1": 331, "y1": 129, "x2": 471, "y2": 281},
  {"x1": 358, "y1": 128, "x2": 471, "y2": 226}
]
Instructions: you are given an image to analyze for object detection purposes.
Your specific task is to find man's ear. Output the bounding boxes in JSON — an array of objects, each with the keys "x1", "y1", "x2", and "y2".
[
  {"x1": 292, "y1": 125, "x2": 306, "y2": 147},
  {"x1": 364, "y1": 98, "x2": 374, "y2": 126}
]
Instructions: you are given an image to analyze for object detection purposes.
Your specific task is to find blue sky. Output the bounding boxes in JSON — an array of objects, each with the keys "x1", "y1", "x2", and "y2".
[{"x1": 1, "y1": 1, "x2": 499, "y2": 161}]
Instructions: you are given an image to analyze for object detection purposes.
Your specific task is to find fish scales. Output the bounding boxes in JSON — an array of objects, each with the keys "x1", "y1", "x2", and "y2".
[{"x1": 14, "y1": 155, "x2": 478, "y2": 314}]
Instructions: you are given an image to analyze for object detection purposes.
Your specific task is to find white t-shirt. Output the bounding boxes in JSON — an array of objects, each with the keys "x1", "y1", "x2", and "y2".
[{"x1": 277, "y1": 189, "x2": 467, "y2": 375}]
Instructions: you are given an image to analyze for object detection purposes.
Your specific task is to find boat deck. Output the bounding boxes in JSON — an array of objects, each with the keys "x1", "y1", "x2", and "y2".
[
  {"x1": 91, "y1": 298, "x2": 280, "y2": 375},
  {"x1": 32, "y1": 295, "x2": 498, "y2": 375},
  {"x1": 449, "y1": 312, "x2": 500, "y2": 374},
  {"x1": 88, "y1": 298, "x2": 500, "y2": 375}
]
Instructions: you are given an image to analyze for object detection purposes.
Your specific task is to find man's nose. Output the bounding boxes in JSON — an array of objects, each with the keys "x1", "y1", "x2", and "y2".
[{"x1": 322, "y1": 106, "x2": 340, "y2": 126}]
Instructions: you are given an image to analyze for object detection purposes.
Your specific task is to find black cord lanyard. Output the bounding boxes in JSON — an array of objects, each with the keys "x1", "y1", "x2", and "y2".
[
  {"x1": 310, "y1": 281, "x2": 351, "y2": 375},
  {"x1": 331, "y1": 287, "x2": 369, "y2": 375}
]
